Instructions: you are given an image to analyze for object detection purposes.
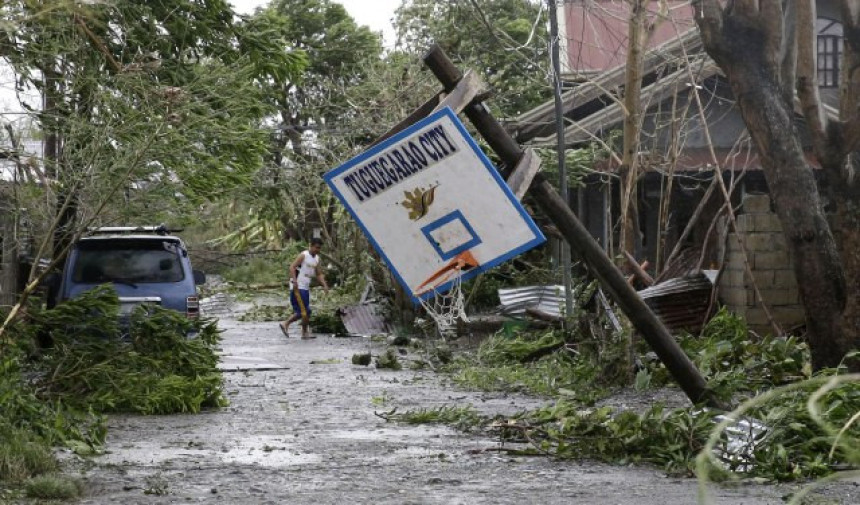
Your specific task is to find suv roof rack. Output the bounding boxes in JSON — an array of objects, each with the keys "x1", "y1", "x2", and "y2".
[{"x1": 86, "y1": 225, "x2": 182, "y2": 236}]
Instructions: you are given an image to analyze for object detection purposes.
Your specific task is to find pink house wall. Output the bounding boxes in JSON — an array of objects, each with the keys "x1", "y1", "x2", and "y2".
[{"x1": 562, "y1": 1, "x2": 695, "y2": 74}]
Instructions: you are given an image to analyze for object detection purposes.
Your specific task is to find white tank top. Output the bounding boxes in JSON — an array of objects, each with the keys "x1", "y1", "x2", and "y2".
[{"x1": 296, "y1": 250, "x2": 319, "y2": 290}]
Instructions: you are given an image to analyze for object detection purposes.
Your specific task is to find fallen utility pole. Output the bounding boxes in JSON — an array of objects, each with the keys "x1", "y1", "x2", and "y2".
[{"x1": 423, "y1": 44, "x2": 721, "y2": 409}]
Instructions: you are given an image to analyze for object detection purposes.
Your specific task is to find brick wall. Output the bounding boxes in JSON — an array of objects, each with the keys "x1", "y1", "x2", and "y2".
[{"x1": 718, "y1": 194, "x2": 804, "y2": 334}]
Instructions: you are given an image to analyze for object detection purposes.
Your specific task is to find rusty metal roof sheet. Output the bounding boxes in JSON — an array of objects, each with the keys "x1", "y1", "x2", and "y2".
[
  {"x1": 338, "y1": 302, "x2": 392, "y2": 336},
  {"x1": 638, "y1": 272, "x2": 715, "y2": 334}
]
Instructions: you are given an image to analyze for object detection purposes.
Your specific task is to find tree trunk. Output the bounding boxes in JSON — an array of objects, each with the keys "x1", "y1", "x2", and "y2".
[
  {"x1": 832, "y1": 185, "x2": 860, "y2": 370},
  {"x1": 618, "y1": 0, "x2": 648, "y2": 261},
  {"x1": 695, "y1": 5, "x2": 854, "y2": 370},
  {"x1": 0, "y1": 214, "x2": 18, "y2": 308}
]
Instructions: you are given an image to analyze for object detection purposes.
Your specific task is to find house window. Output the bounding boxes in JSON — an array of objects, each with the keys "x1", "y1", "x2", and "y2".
[
  {"x1": 817, "y1": 19, "x2": 843, "y2": 88},
  {"x1": 817, "y1": 35, "x2": 841, "y2": 87}
]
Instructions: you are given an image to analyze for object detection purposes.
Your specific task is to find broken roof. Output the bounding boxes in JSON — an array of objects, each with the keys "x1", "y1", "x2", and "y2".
[
  {"x1": 508, "y1": 29, "x2": 706, "y2": 145},
  {"x1": 510, "y1": 28, "x2": 840, "y2": 158}
]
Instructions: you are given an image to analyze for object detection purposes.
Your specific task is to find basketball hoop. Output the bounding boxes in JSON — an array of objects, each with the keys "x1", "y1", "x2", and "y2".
[
  {"x1": 416, "y1": 251, "x2": 477, "y2": 337},
  {"x1": 323, "y1": 108, "x2": 546, "y2": 337}
]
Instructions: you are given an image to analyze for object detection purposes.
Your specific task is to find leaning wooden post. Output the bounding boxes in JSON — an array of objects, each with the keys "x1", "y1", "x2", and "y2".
[{"x1": 423, "y1": 44, "x2": 721, "y2": 409}]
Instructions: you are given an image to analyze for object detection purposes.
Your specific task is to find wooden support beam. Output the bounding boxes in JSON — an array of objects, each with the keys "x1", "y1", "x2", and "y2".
[
  {"x1": 432, "y1": 71, "x2": 485, "y2": 114},
  {"x1": 423, "y1": 44, "x2": 720, "y2": 409},
  {"x1": 624, "y1": 251, "x2": 655, "y2": 286},
  {"x1": 506, "y1": 148, "x2": 541, "y2": 201}
]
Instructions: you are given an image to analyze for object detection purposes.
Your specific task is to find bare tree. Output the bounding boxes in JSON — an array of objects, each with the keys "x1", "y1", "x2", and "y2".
[{"x1": 619, "y1": 0, "x2": 668, "y2": 260}]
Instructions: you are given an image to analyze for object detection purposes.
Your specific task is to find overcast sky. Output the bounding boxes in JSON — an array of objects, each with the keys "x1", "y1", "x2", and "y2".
[{"x1": 230, "y1": 0, "x2": 400, "y2": 47}]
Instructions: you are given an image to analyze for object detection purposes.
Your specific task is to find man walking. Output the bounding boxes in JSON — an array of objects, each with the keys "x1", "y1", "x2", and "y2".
[{"x1": 280, "y1": 238, "x2": 329, "y2": 339}]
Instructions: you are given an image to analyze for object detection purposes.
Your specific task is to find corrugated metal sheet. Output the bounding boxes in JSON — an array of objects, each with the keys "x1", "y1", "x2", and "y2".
[
  {"x1": 498, "y1": 285, "x2": 565, "y2": 318},
  {"x1": 339, "y1": 302, "x2": 392, "y2": 336},
  {"x1": 638, "y1": 273, "x2": 714, "y2": 334}
]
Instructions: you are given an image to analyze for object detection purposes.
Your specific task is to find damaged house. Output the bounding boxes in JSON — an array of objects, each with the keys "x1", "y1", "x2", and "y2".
[{"x1": 507, "y1": 0, "x2": 846, "y2": 335}]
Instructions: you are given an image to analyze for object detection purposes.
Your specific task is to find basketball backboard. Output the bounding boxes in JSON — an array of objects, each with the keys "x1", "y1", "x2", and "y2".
[{"x1": 324, "y1": 107, "x2": 545, "y2": 303}]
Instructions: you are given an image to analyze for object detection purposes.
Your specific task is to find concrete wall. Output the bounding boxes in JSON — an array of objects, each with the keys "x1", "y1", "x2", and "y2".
[{"x1": 718, "y1": 194, "x2": 804, "y2": 335}]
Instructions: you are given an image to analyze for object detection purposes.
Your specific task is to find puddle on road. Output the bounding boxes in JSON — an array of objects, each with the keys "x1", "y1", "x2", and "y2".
[
  {"x1": 220, "y1": 447, "x2": 321, "y2": 467},
  {"x1": 97, "y1": 434, "x2": 320, "y2": 468},
  {"x1": 325, "y1": 426, "x2": 454, "y2": 442}
]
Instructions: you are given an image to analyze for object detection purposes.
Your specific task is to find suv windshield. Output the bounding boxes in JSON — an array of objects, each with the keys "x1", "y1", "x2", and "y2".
[{"x1": 72, "y1": 239, "x2": 185, "y2": 284}]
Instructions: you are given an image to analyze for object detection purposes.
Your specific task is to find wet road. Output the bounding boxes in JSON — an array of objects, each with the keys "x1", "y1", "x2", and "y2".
[{"x1": 62, "y1": 316, "x2": 851, "y2": 504}]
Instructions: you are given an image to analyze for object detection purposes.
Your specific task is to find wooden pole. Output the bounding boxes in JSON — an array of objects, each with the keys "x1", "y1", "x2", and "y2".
[
  {"x1": 0, "y1": 214, "x2": 18, "y2": 308},
  {"x1": 423, "y1": 44, "x2": 720, "y2": 408}
]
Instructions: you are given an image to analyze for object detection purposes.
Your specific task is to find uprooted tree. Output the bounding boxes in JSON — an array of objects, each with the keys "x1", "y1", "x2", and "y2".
[{"x1": 693, "y1": 0, "x2": 860, "y2": 370}]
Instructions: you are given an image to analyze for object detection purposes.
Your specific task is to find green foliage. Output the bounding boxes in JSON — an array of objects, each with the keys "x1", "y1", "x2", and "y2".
[
  {"x1": 446, "y1": 332, "x2": 605, "y2": 402},
  {"x1": 645, "y1": 308, "x2": 810, "y2": 403},
  {"x1": 392, "y1": 405, "x2": 484, "y2": 431},
  {"x1": 476, "y1": 330, "x2": 563, "y2": 363},
  {"x1": 375, "y1": 349, "x2": 402, "y2": 370},
  {"x1": 695, "y1": 373, "x2": 860, "y2": 492},
  {"x1": 446, "y1": 317, "x2": 627, "y2": 401},
  {"x1": 310, "y1": 310, "x2": 348, "y2": 335},
  {"x1": 24, "y1": 474, "x2": 83, "y2": 500},
  {"x1": 30, "y1": 285, "x2": 226, "y2": 415},
  {"x1": 351, "y1": 353, "x2": 372, "y2": 366},
  {"x1": 394, "y1": 0, "x2": 550, "y2": 116},
  {"x1": 404, "y1": 306, "x2": 858, "y2": 483},
  {"x1": 220, "y1": 249, "x2": 300, "y2": 284},
  {"x1": 0, "y1": 431, "x2": 58, "y2": 483},
  {"x1": 0, "y1": 343, "x2": 103, "y2": 481},
  {"x1": 452, "y1": 352, "x2": 602, "y2": 401},
  {"x1": 1, "y1": 0, "x2": 301, "y2": 226},
  {"x1": 233, "y1": 0, "x2": 384, "y2": 252},
  {"x1": 239, "y1": 304, "x2": 287, "y2": 322},
  {"x1": 512, "y1": 402, "x2": 719, "y2": 474},
  {"x1": 0, "y1": 343, "x2": 84, "y2": 484},
  {"x1": 744, "y1": 376, "x2": 860, "y2": 480},
  {"x1": 537, "y1": 143, "x2": 610, "y2": 192}
]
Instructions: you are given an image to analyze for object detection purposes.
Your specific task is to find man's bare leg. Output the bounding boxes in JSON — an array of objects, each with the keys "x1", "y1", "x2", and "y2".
[
  {"x1": 300, "y1": 317, "x2": 315, "y2": 339},
  {"x1": 281, "y1": 314, "x2": 300, "y2": 337}
]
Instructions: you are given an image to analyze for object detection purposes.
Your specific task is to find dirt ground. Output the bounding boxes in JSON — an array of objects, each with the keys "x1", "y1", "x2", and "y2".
[{"x1": 45, "y1": 306, "x2": 858, "y2": 505}]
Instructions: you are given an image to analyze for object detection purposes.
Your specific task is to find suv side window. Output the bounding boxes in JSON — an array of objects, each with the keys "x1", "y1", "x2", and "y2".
[{"x1": 72, "y1": 239, "x2": 185, "y2": 284}]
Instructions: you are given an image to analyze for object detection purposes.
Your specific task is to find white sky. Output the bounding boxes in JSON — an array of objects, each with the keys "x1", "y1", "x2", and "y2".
[{"x1": 230, "y1": 0, "x2": 400, "y2": 47}]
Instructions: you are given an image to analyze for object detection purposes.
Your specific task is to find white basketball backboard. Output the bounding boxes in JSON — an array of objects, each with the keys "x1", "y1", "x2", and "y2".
[{"x1": 324, "y1": 107, "x2": 545, "y2": 303}]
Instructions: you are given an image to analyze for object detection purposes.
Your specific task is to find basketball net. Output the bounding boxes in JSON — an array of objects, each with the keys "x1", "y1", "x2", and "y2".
[{"x1": 415, "y1": 251, "x2": 478, "y2": 336}]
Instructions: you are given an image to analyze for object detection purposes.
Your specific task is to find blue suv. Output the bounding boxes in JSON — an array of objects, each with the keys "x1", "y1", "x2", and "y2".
[{"x1": 54, "y1": 226, "x2": 205, "y2": 325}]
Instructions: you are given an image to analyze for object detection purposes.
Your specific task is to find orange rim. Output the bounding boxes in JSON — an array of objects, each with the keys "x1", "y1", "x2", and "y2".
[{"x1": 415, "y1": 250, "x2": 479, "y2": 295}]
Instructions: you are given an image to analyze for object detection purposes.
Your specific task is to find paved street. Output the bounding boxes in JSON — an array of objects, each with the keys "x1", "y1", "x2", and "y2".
[{"x1": 60, "y1": 315, "x2": 850, "y2": 504}]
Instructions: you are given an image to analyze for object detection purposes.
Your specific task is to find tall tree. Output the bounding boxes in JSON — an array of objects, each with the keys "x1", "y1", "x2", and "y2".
[
  {"x1": 394, "y1": 0, "x2": 550, "y2": 117},
  {"x1": 618, "y1": 0, "x2": 667, "y2": 261},
  {"x1": 0, "y1": 0, "x2": 305, "y2": 257},
  {"x1": 693, "y1": 0, "x2": 860, "y2": 370},
  {"x1": 240, "y1": 0, "x2": 382, "y2": 243}
]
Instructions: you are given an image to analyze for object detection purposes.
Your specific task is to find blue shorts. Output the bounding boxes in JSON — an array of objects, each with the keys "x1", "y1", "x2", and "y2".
[{"x1": 290, "y1": 288, "x2": 312, "y2": 318}]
